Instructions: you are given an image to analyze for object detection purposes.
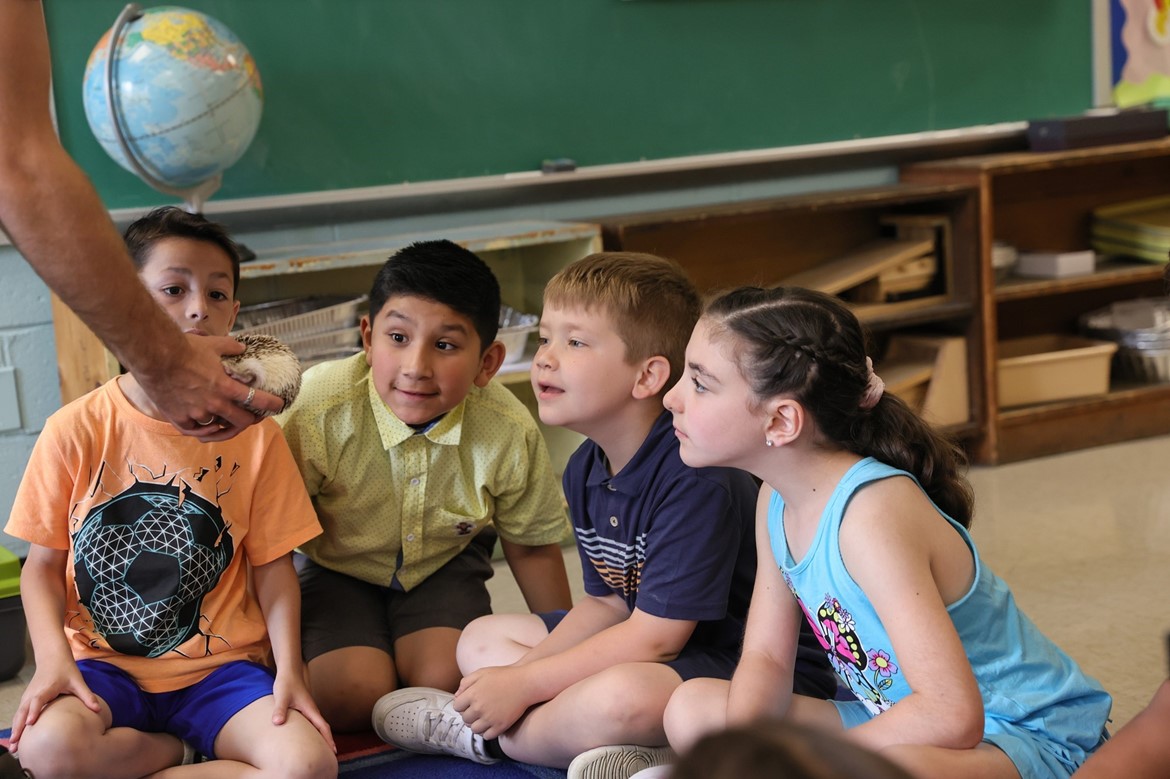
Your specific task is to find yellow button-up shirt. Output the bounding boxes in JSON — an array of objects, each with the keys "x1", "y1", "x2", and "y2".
[{"x1": 277, "y1": 353, "x2": 569, "y2": 590}]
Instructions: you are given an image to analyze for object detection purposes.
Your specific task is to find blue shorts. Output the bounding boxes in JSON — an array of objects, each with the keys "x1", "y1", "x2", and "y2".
[
  {"x1": 538, "y1": 610, "x2": 738, "y2": 682},
  {"x1": 78, "y1": 659, "x2": 275, "y2": 759}
]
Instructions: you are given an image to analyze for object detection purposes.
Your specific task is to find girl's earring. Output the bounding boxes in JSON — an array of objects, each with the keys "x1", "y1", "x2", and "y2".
[{"x1": 765, "y1": 439, "x2": 774, "y2": 447}]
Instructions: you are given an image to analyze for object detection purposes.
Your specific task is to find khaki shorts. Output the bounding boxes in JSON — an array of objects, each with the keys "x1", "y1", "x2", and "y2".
[{"x1": 297, "y1": 528, "x2": 496, "y2": 661}]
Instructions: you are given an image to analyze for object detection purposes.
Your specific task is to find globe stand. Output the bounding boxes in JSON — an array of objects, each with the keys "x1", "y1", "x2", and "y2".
[{"x1": 105, "y1": 3, "x2": 224, "y2": 216}]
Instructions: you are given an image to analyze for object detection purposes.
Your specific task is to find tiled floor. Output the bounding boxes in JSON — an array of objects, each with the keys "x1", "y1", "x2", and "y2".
[{"x1": 2, "y1": 433, "x2": 1168, "y2": 733}]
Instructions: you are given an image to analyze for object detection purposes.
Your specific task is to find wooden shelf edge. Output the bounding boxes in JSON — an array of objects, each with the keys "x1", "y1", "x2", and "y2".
[
  {"x1": 997, "y1": 382, "x2": 1170, "y2": 422},
  {"x1": 242, "y1": 221, "x2": 602, "y2": 279},
  {"x1": 905, "y1": 137, "x2": 1170, "y2": 176},
  {"x1": 992, "y1": 383, "x2": 1170, "y2": 463},
  {"x1": 855, "y1": 298, "x2": 974, "y2": 331},
  {"x1": 994, "y1": 261, "x2": 1165, "y2": 302}
]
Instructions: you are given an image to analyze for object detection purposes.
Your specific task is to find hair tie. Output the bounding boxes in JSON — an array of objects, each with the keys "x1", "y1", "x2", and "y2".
[{"x1": 860, "y1": 356, "x2": 885, "y2": 410}]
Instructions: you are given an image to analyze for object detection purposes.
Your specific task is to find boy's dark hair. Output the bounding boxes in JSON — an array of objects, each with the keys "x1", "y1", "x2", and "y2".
[
  {"x1": 543, "y1": 252, "x2": 701, "y2": 393},
  {"x1": 123, "y1": 206, "x2": 242, "y2": 292},
  {"x1": 705, "y1": 285, "x2": 975, "y2": 527},
  {"x1": 369, "y1": 239, "x2": 501, "y2": 352}
]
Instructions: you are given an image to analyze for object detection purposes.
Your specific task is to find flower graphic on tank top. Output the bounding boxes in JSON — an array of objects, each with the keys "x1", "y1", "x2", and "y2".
[{"x1": 782, "y1": 572, "x2": 899, "y2": 714}]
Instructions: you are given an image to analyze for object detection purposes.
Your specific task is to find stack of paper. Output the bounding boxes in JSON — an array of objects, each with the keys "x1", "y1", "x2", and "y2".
[{"x1": 1092, "y1": 196, "x2": 1170, "y2": 264}]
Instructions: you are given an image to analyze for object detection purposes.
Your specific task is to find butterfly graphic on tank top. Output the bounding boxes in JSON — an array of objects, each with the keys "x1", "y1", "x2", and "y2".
[{"x1": 782, "y1": 573, "x2": 899, "y2": 713}]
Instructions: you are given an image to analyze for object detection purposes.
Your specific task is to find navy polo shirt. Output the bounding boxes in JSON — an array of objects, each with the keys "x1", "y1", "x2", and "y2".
[{"x1": 563, "y1": 410, "x2": 757, "y2": 653}]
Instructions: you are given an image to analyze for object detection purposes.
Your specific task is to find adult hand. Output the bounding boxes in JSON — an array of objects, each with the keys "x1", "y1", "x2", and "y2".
[{"x1": 134, "y1": 333, "x2": 284, "y2": 441}]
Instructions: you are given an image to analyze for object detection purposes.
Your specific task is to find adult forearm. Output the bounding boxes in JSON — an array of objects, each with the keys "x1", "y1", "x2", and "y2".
[
  {"x1": 0, "y1": 0, "x2": 189, "y2": 379},
  {"x1": 0, "y1": 143, "x2": 190, "y2": 376}
]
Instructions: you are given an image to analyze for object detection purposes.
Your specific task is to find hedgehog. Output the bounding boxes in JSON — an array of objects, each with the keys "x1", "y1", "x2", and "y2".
[{"x1": 221, "y1": 333, "x2": 302, "y2": 415}]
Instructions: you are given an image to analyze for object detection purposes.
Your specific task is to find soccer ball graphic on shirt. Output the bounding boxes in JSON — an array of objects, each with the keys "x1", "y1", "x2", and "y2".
[{"x1": 73, "y1": 479, "x2": 233, "y2": 658}]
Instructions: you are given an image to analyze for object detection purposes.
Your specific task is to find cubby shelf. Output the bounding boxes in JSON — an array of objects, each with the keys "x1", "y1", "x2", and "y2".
[
  {"x1": 596, "y1": 181, "x2": 986, "y2": 448},
  {"x1": 903, "y1": 138, "x2": 1170, "y2": 463}
]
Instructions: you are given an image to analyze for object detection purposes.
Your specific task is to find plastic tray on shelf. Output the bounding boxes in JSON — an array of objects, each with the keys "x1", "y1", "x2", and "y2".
[
  {"x1": 1080, "y1": 298, "x2": 1170, "y2": 383},
  {"x1": 235, "y1": 295, "x2": 368, "y2": 339},
  {"x1": 284, "y1": 327, "x2": 362, "y2": 357}
]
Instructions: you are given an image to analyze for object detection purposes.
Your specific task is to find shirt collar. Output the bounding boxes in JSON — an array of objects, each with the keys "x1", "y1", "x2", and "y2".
[
  {"x1": 365, "y1": 374, "x2": 466, "y2": 450},
  {"x1": 584, "y1": 410, "x2": 675, "y2": 494}
]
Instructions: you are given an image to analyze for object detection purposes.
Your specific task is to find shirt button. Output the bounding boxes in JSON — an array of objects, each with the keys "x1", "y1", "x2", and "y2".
[
  {"x1": 406, "y1": 533, "x2": 416, "y2": 542},
  {"x1": 606, "y1": 483, "x2": 616, "y2": 492},
  {"x1": 410, "y1": 478, "x2": 420, "y2": 486},
  {"x1": 609, "y1": 516, "x2": 619, "y2": 527}
]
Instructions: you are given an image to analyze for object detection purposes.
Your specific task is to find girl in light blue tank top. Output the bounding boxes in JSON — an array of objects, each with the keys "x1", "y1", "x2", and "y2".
[{"x1": 657, "y1": 287, "x2": 1111, "y2": 779}]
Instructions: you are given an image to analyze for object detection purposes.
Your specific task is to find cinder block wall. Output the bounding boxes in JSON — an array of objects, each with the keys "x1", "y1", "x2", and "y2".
[{"x1": 0, "y1": 243, "x2": 60, "y2": 558}]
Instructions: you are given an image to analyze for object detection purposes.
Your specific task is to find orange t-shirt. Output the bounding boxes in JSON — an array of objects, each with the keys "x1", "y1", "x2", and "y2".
[{"x1": 5, "y1": 378, "x2": 321, "y2": 692}]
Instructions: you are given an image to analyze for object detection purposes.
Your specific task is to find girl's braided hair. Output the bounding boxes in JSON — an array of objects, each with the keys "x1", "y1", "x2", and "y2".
[{"x1": 705, "y1": 286, "x2": 974, "y2": 527}]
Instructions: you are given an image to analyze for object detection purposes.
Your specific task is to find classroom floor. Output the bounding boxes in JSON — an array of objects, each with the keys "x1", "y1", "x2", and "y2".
[{"x1": 2, "y1": 432, "x2": 1168, "y2": 735}]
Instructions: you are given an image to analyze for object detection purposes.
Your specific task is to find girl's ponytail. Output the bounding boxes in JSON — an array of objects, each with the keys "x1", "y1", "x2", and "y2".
[{"x1": 706, "y1": 286, "x2": 974, "y2": 527}]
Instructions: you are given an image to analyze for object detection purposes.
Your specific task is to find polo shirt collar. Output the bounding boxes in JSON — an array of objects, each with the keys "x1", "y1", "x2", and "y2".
[
  {"x1": 365, "y1": 374, "x2": 466, "y2": 450},
  {"x1": 584, "y1": 410, "x2": 674, "y2": 495}
]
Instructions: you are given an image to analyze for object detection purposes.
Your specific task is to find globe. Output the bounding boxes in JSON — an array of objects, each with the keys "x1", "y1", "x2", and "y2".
[{"x1": 82, "y1": 5, "x2": 263, "y2": 207}]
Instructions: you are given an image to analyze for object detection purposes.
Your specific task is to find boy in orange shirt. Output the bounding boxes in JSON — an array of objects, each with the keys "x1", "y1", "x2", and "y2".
[{"x1": 6, "y1": 207, "x2": 336, "y2": 777}]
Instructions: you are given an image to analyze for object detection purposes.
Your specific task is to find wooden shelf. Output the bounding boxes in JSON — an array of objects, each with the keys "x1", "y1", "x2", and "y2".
[
  {"x1": 996, "y1": 382, "x2": 1170, "y2": 463},
  {"x1": 597, "y1": 182, "x2": 985, "y2": 437},
  {"x1": 994, "y1": 259, "x2": 1164, "y2": 302},
  {"x1": 904, "y1": 137, "x2": 1170, "y2": 464}
]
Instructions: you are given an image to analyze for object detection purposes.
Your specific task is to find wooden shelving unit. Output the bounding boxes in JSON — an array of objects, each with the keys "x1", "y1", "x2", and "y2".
[
  {"x1": 51, "y1": 219, "x2": 601, "y2": 475},
  {"x1": 596, "y1": 182, "x2": 985, "y2": 443},
  {"x1": 903, "y1": 138, "x2": 1170, "y2": 463}
]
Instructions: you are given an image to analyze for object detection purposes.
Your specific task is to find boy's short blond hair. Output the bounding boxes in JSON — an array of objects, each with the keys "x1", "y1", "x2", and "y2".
[{"x1": 543, "y1": 252, "x2": 701, "y2": 393}]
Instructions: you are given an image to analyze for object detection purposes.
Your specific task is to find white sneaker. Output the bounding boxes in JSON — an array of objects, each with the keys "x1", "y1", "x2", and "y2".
[
  {"x1": 629, "y1": 768, "x2": 673, "y2": 779},
  {"x1": 567, "y1": 744, "x2": 674, "y2": 779},
  {"x1": 371, "y1": 687, "x2": 499, "y2": 765}
]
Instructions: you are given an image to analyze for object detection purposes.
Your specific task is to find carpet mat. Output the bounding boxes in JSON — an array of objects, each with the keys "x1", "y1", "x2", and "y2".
[{"x1": 2, "y1": 728, "x2": 566, "y2": 777}]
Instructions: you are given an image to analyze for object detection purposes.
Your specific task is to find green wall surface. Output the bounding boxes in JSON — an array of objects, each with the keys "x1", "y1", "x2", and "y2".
[{"x1": 46, "y1": 0, "x2": 1092, "y2": 210}]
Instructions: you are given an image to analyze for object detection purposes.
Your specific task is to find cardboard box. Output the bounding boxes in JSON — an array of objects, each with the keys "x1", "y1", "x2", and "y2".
[
  {"x1": 0, "y1": 546, "x2": 24, "y2": 681},
  {"x1": 882, "y1": 334, "x2": 969, "y2": 427},
  {"x1": 1014, "y1": 250, "x2": 1096, "y2": 279},
  {"x1": 997, "y1": 335, "x2": 1118, "y2": 408}
]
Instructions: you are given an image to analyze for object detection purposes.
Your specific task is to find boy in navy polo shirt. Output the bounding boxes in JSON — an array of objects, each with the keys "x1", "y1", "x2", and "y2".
[{"x1": 373, "y1": 253, "x2": 835, "y2": 779}]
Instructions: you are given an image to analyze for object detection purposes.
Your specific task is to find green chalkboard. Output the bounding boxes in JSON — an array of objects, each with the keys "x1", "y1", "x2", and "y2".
[{"x1": 45, "y1": 1, "x2": 1092, "y2": 210}]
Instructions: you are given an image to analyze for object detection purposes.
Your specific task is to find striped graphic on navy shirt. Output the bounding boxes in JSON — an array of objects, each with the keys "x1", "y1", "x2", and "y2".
[{"x1": 576, "y1": 526, "x2": 647, "y2": 596}]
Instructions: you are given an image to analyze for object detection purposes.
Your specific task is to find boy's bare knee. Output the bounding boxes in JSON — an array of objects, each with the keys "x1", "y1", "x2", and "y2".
[
  {"x1": 663, "y1": 678, "x2": 729, "y2": 752},
  {"x1": 18, "y1": 723, "x2": 93, "y2": 777},
  {"x1": 455, "y1": 615, "x2": 496, "y2": 672},
  {"x1": 268, "y1": 741, "x2": 338, "y2": 779}
]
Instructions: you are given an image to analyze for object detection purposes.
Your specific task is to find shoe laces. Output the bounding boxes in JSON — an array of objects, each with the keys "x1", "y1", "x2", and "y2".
[{"x1": 422, "y1": 707, "x2": 486, "y2": 759}]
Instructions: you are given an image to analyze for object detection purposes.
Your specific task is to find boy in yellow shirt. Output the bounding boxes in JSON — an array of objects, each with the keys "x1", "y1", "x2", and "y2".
[{"x1": 278, "y1": 239, "x2": 573, "y2": 733}]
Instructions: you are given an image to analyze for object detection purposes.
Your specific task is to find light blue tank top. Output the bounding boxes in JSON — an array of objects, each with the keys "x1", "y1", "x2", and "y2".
[{"x1": 769, "y1": 457, "x2": 1110, "y2": 745}]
